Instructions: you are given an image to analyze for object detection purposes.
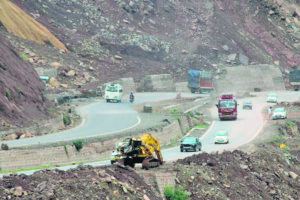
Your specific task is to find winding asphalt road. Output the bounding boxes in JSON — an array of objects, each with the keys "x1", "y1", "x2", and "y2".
[
  {"x1": 1, "y1": 91, "x2": 300, "y2": 177},
  {"x1": 1, "y1": 93, "x2": 204, "y2": 148}
]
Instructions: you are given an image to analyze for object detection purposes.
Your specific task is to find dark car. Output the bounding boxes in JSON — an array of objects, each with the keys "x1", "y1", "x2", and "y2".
[{"x1": 180, "y1": 137, "x2": 202, "y2": 152}]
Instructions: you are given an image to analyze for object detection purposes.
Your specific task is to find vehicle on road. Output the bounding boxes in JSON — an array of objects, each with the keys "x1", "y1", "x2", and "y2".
[
  {"x1": 187, "y1": 70, "x2": 213, "y2": 93},
  {"x1": 272, "y1": 107, "x2": 287, "y2": 120},
  {"x1": 289, "y1": 69, "x2": 300, "y2": 91},
  {"x1": 105, "y1": 83, "x2": 123, "y2": 103},
  {"x1": 129, "y1": 92, "x2": 134, "y2": 103},
  {"x1": 267, "y1": 93, "x2": 278, "y2": 103},
  {"x1": 243, "y1": 100, "x2": 253, "y2": 110},
  {"x1": 214, "y1": 130, "x2": 229, "y2": 144},
  {"x1": 180, "y1": 137, "x2": 202, "y2": 152},
  {"x1": 216, "y1": 94, "x2": 238, "y2": 120},
  {"x1": 110, "y1": 133, "x2": 163, "y2": 169}
]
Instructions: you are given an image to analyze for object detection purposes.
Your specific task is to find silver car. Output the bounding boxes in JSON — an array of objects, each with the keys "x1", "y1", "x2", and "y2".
[
  {"x1": 267, "y1": 93, "x2": 278, "y2": 103},
  {"x1": 214, "y1": 130, "x2": 229, "y2": 144},
  {"x1": 272, "y1": 107, "x2": 287, "y2": 120}
]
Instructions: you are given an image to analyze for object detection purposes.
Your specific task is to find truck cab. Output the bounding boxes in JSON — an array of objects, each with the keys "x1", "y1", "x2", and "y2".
[
  {"x1": 217, "y1": 94, "x2": 238, "y2": 120},
  {"x1": 105, "y1": 83, "x2": 123, "y2": 103}
]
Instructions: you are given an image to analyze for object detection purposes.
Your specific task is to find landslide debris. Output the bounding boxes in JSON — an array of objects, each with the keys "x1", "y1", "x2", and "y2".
[
  {"x1": 0, "y1": 165, "x2": 161, "y2": 200},
  {"x1": 0, "y1": 0, "x2": 68, "y2": 52},
  {"x1": 0, "y1": 34, "x2": 50, "y2": 128}
]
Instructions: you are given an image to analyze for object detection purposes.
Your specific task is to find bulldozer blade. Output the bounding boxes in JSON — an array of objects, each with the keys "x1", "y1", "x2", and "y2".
[{"x1": 142, "y1": 158, "x2": 159, "y2": 170}]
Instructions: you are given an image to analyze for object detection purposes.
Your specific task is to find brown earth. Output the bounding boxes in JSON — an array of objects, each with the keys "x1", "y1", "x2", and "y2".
[
  {"x1": 0, "y1": 34, "x2": 52, "y2": 129},
  {"x1": 0, "y1": 0, "x2": 68, "y2": 52}
]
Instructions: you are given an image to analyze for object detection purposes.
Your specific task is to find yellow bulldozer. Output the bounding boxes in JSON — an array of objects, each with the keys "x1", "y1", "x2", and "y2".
[{"x1": 111, "y1": 133, "x2": 163, "y2": 169}]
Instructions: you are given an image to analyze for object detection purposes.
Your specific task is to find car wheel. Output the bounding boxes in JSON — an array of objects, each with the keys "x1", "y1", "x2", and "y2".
[
  {"x1": 180, "y1": 148, "x2": 183, "y2": 152},
  {"x1": 194, "y1": 147, "x2": 196, "y2": 152}
]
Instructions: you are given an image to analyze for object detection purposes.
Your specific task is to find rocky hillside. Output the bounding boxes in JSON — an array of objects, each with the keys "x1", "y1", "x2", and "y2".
[
  {"x1": 0, "y1": 34, "x2": 50, "y2": 129},
  {"x1": 2, "y1": 0, "x2": 300, "y2": 88}
]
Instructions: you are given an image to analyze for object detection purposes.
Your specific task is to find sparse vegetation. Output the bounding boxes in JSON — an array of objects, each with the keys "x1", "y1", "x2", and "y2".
[
  {"x1": 63, "y1": 144, "x2": 69, "y2": 158},
  {"x1": 63, "y1": 115, "x2": 68, "y2": 125},
  {"x1": 49, "y1": 107, "x2": 53, "y2": 112},
  {"x1": 73, "y1": 140, "x2": 83, "y2": 152},
  {"x1": 164, "y1": 185, "x2": 190, "y2": 200},
  {"x1": 286, "y1": 121, "x2": 296, "y2": 127},
  {"x1": 5, "y1": 90, "x2": 10, "y2": 98},
  {"x1": 20, "y1": 53, "x2": 29, "y2": 60},
  {"x1": 170, "y1": 108, "x2": 179, "y2": 114}
]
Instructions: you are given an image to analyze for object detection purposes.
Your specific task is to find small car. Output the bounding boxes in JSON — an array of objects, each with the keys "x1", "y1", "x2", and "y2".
[
  {"x1": 180, "y1": 137, "x2": 202, "y2": 152},
  {"x1": 243, "y1": 100, "x2": 252, "y2": 110},
  {"x1": 214, "y1": 130, "x2": 229, "y2": 144},
  {"x1": 272, "y1": 107, "x2": 287, "y2": 120},
  {"x1": 267, "y1": 93, "x2": 278, "y2": 103}
]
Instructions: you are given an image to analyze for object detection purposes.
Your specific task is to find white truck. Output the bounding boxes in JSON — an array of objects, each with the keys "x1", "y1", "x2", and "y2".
[{"x1": 105, "y1": 83, "x2": 123, "y2": 103}]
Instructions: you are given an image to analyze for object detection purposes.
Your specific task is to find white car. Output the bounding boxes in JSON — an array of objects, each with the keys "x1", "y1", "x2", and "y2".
[
  {"x1": 267, "y1": 93, "x2": 278, "y2": 103},
  {"x1": 272, "y1": 107, "x2": 287, "y2": 120},
  {"x1": 214, "y1": 130, "x2": 229, "y2": 144}
]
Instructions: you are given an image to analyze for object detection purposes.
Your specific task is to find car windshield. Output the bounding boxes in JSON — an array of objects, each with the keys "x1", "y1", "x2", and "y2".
[
  {"x1": 106, "y1": 86, "x2": 118, "y2": 92},
  {"x1": 216, "y1": 131, "x2": 227, "y2": 136},
  {"x1": 219, "y1": 100, "x2": 236, "y2": 108},
  {"x1": 182, "y1": 138, "x2": 196, "y2": 143},
  {"x1": 268, "y1": 93, "x2": 277, "y2": 97},
  {"x1": 274, "y1": 108, "x2": 285, "y2": 112}
]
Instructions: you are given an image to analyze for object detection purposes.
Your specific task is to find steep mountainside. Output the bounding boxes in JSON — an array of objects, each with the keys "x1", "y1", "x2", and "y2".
[
  {"x1": 0, "y1": 34, "x2": 49, "y2": 128},
  {"x1": 7, "y1": 0, "x2": 300, "y2": 84}
]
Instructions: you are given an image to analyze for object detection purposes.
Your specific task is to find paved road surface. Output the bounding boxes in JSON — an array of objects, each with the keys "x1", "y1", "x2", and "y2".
[
  {"x1": 1, "y1": 93, "x2": 204, "y2": 148},
  {"x1": 1, "y1": 91, "x2": 300, "y2": 177}
]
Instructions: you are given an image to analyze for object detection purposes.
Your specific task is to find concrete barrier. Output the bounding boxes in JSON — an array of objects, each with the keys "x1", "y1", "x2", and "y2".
[{"x1": 216, "y1": 64, "x2": 285, "y2": 93}]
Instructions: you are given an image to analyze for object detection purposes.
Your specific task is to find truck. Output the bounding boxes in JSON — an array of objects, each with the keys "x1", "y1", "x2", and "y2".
[
  {"x1": 188, "y1": 70, "x2": 213, "y2": 93},
  {"x1": 289, "y1": 69, "x2": 300, "y2": 91},
  {"x1": 104, "y1": 82, "x2": 123, "y2": 102},
  {"x1": 111, "y1": 133, "x2": 163, "y2": 170},
  {"x1": 216, "y1": 94, "x2": 238, "y2": 120}
]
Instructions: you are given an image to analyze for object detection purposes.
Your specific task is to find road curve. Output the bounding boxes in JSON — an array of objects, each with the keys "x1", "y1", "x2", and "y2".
[
  {"x1": 1, "y1": 93, "x2": 204, "y2": 148},
  {"x1": 1, "y1": 91, "x2": 300, "y2": 177}
]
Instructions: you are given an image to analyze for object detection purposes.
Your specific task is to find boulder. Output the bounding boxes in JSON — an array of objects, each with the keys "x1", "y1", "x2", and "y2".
[
  {"x1": 114, "y1": 55, "x2": 123, "y2": 60},
  {"x1": 66, "y1": 70, "x2": 76, "y2": 77},
  {"x1": 228, "y1": 53, "x2": 237, "y2": 61},
  {"x1": 239, "y1": 54, "x2": 249, "y2": 65},
  {"x1": 4, "y1": 133, "x2": 17, "y2": 141},
  {"x1": 49, "y1": 77, "x2": 60, "y2": 87},
  {"x1": 50, "y1": 62, "x2": 62, "y2": 68}
]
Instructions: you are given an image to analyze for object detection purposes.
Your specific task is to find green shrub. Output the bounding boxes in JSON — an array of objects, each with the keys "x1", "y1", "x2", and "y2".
[
  {"x1": 164, "y1": 185, "x2": 190, "y2": 200},
  {"x1": 5, "y1": 90, "x2": 10, "y2": 98},
  {"x1": 63, "y1": 144, "x2": 69, "y2": 158},
  {"x1": 49, "y1": 107, "x2": 53, "y2": 112},
  {"x1": 286, "y1": 121, "x2": 296, "y2": 127},
  {"x1": 63, "y1": 115, "x2": 68, "y2": 125},
  {"x1": 21, "y1": 53, "x2": 29, "y2": 60},
  {"x1": 171, "y1": 108, "x2": 179, "y2": 114},
  {"x1": 1, "y1": 143, "x2": 9, "y2": 150},
  {"x1": 73, "y1": 140, "x2": 83, "y2": 152}
]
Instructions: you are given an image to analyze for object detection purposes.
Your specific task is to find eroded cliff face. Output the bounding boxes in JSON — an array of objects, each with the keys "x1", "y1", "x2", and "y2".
[{"x1": 0, "y1": 34, "x2": 49, "y2": 128}]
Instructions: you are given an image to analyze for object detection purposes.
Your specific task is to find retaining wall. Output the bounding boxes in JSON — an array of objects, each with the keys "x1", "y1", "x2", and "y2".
[{"x1": 0, "y1": 115, "x2": 192, "y2": 171}]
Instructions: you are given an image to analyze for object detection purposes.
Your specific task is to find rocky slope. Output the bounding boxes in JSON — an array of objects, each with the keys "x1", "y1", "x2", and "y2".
[
  {"x1": 0, "y1": 119, "x2": 299, "y2": 199},
  {"x1": 0, "y1": 34, "x2": 50, "y2": 129},
  {"x1": 3, "y1": 0, "x2": 300, "y2": 86}
]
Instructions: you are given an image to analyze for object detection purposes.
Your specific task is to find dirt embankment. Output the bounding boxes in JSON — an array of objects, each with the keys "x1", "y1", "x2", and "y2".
[
  {"x1": 0, "y1": 34, "x2": 50, "y2": 128},
  {"x1": 0, "y1": 0, "x2": 68, "y2": 52}
]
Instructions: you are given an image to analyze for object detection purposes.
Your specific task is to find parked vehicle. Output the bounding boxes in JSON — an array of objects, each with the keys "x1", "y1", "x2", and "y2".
[
  {"x1": 105, "y1": 83, "x2": 123, "y2": 103},
  {"x1": 267, "y1": 93, "x2": 278, "y2": 103},
  {"x1": 289, "y1": 69, "x2": 300, "y2": 91},
  {"x1": 180, "y1": 137, "x2": 202, "y2": 152},
  {"x1": 187, "y1": 70, "x2": 213, "y2": 93},
  {"x1": 216, "y1": 94, "x2": 238, "y2": 120},
  {"x1": 214, "y1": 130, "x2": 229, "y2": 144},
  {"x1": 272, "y1": 107, "x2": 287, "y2": 120},
  {"x1": 243, "y1": 100, "x2": 253, "y2": 110}
]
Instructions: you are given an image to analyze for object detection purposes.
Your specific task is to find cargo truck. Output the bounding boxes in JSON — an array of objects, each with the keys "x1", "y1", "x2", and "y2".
[
  {"x1": 188, "y1": 70, "x2": 213, "y2": 93},
  {"x1": 216, "y1": 94, "x2": 238, "y2": 120},
  {"x1": 289, "y1": 69, "x2": 300, "y2": 91}
]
